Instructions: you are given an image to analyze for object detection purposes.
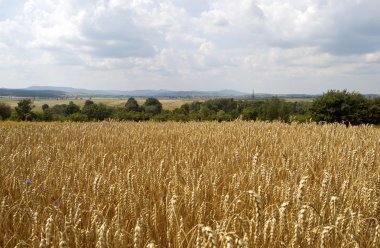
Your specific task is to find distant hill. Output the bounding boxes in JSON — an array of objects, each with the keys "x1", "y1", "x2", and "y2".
[
  {"x1": 26, "y1": 86, "x2": 92, "y2": 93},
  {"x1": 250, "y1": 93, "x2": 318, "y2": 99},
  {"x1": 0, "y1": 88, "x2": 65, "y2": 98},
  {"x1": 123, "y1": 89, "x2": 249, "y2": 97},
  {"x1": 25, "y1": 86, "x2": 249, "y2": 97},
  {"x1": 2, "y1": 86, "x2": 377, "y2": 99}
]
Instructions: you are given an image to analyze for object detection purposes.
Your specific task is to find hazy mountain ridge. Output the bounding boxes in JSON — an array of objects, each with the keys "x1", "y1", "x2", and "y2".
[
  {"x1": 19, "y1": 86, "x2": 322, "y2": 98},
  {"x1": 22, "y1": 86, "x2": 321, "y2": 98},
  {"x1": 1, "y1": 86, "x2": 377, "y2": 98},
  {"x1": 24, "y1": 86, "x2": 249, "y2": 97},
  {"x1": 0, "y1": 88, "x2": 65, "y2": 97}
]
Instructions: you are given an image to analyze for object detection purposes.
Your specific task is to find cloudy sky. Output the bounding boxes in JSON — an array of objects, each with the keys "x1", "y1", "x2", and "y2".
[{"x1": 0, "y1": 0, "x2": 379, "y2": 94}]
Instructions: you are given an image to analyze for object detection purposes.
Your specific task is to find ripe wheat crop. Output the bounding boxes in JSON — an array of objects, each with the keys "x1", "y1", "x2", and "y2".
[{"x1": 0, "y1": 121, "x2": 379, "y2": 247}]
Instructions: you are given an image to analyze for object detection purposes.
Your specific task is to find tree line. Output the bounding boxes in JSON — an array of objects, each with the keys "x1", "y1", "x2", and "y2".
[{"x1": 0, "y1": 90, "x2": 379, "y2": 124}]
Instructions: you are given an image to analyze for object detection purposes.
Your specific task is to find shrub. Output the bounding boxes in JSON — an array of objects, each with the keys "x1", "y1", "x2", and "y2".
[{"x1": 0, "y1": 102, "x2": 12, "y2": 120}]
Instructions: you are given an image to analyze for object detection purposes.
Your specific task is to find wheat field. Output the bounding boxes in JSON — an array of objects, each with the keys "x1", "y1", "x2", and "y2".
[{"x1": 0, "y1": 121, "x2": 379, "y2": 247}]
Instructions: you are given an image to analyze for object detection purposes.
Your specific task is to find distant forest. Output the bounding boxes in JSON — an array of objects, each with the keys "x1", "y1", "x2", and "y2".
[{"x1": 0, "y1": 90, "x2": 379, "y2": 125}]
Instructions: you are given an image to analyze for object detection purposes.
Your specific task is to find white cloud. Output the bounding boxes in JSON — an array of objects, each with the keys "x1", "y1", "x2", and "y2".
[{"x1": 0, "y1": 0, "x2": 379, "y2": 93}]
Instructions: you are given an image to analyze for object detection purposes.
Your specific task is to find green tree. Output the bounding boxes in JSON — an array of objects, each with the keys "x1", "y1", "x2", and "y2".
[
  {"x1": 241, "y1": 107, "x2": 258, "y2": 120},
  {"x1": 125, "y1": 97, "x2": 141, "y2": 112},
  {"x1": 367, "y1": 97, "x2": 380, "y2": 124},
  {"x1": 0, "y1": 102, "x2": 12, "y2": 120},
  {"x1": 15, "y1": 99, "x2": 33, "y2": 121},
  {"x1": 310, "y1": 90, "x2": 369, "y2": 125},
  {"x1": 179, "y1": 103, "x2": 190, "y2": 115},
  {"x1": 143, "y1": 98, "x2": 162, "y2": 115},
  {"x1": 84, "y1": 99, "x2": 94, "y2": 107},
  {"x1": 50, "y1": 104, "x2": 68, "y2": 119},
  {"x1": 189, "y1": 101, "x2": 202, "y2": 114},
  {"x1": 199, "y1": 105, "x2": 214, "y2": 119},
  {"x1": 258, "y1": 97, "x2": 291, "y2": 121},
  {"x1": 113, "y1": 108, "x2": 150, "y2": 121},
  {"x1": 49, "y1": 102, "x2": 80, "y2": 119},
  {"x1": 65, "y1": 101, "x2": 80, "y2": 116},
  {"x1": 41, "y1": 110, "x2": 53, "y2": 121},
  {"x1": 203, "y1": 98, "x2": 237, "y2": 113},
  {"x1": 42, "y1": 104, "x2": 49, "y2": 112},
  {"x1": 82, "y1": 103, "x2": 112, "y2": 121},
  {"x1": 68, "y1": 113, "x2": 88, "y2": 122}
]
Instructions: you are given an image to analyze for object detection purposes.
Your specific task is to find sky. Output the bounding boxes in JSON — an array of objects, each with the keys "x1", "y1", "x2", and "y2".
[{"x1": 0, "y1": 0, "x2": 379, "y2": 94}]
